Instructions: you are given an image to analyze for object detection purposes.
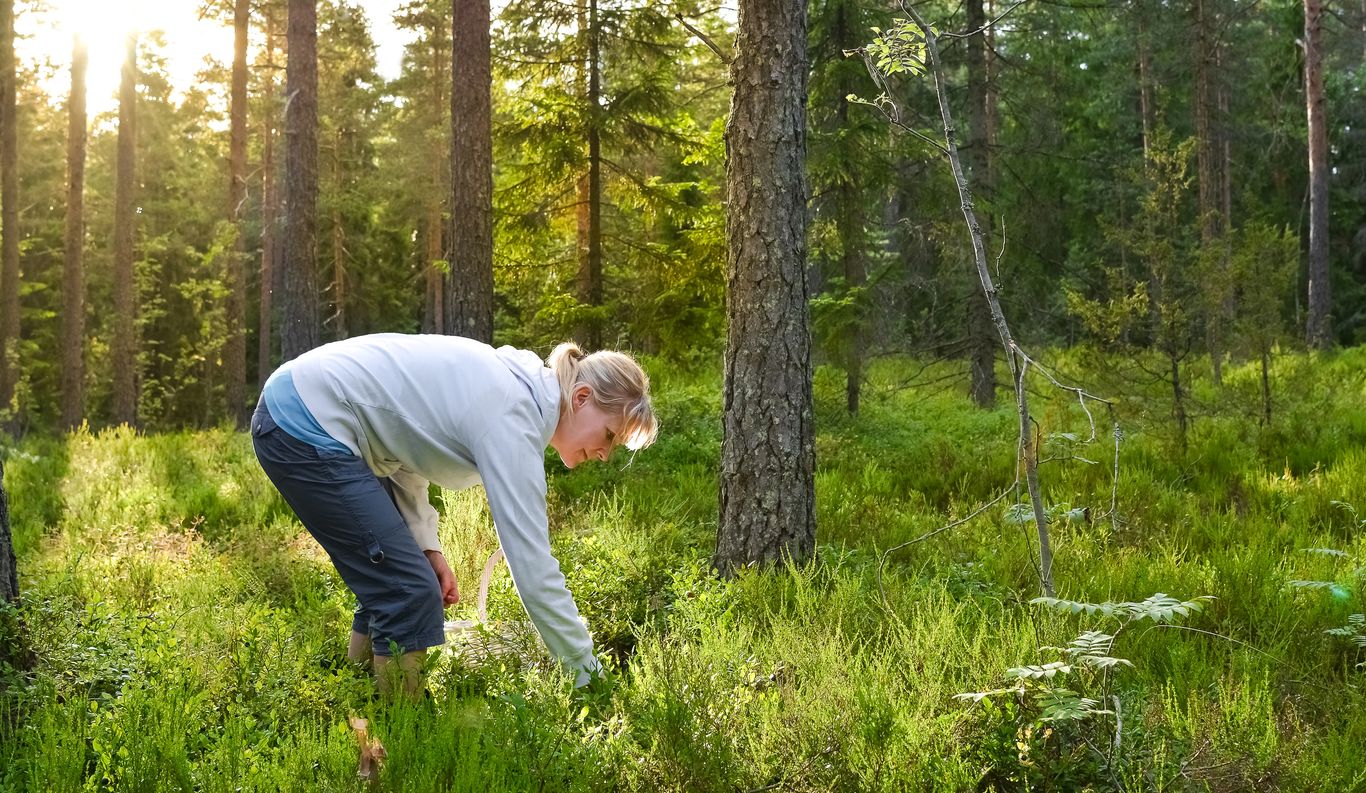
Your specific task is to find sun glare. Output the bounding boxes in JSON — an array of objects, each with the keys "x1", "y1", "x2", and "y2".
[
  {"x1": 61, "y1": 0, "x2": 145, "y2": 45},
  {"x1": 18, "y1": 0, "x2": 235, "y2": 119},
  {"x1": 16, "y1": 1, "x2": 413, "y2": 120}
]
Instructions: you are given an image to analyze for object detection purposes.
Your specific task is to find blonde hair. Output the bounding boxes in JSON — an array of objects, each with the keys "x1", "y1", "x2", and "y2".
[{"x1": 547, "y1": 341, "x2": 658, "y2": 451}]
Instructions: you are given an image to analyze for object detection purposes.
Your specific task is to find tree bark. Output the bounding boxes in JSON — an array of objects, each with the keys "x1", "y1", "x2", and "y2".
[
  {"x1": 446, "y1": 0, "x2": 494, "y2": 343},
  {"x1": 226, "y1": 0, "x2": 249, "y2": 425},
  {"x1": 61, "y1": 35, "x2": 88, "y2": 430},
  {"x1": 0, "y1": 458, "x2": 14, "y2": 601},
  {"x1": 715, "y1": 0, "x2": 815, "y2": 574},
  {"x1": 282, "y1": 0, "x2": 321, "y2": 361},
  {"x1": 0, "y1": 0, "x2": 18, "y2": 419},
  {"x1": 1304, "y1": 0, "x2": 1331, "y2": 348},
  {"x1": 257, "y1": 7, "x2": 279, "y2": 384},
  {"x1": 111, "y1": 34, "x2": 139, "y2": 426},
  {"x1": 965, "y1": 0, "x2": 996, "y2": 408}
]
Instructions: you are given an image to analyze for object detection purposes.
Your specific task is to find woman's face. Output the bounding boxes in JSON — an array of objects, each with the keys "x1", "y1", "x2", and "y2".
[{"x1": 550, "y1": 385, "x2": 621, "y2": 469}]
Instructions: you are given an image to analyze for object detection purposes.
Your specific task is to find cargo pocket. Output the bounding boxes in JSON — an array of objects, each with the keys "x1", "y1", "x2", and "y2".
[
  {"x1": 361, "y1": 531, "x2": 385, "y2": 564},
  {"x1": 250, "y1": 405, "x2": 276, "y2": 438}
]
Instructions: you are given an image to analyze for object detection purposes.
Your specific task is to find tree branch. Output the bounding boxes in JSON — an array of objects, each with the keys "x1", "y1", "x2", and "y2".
[{"x1": 674, "y1": 13, "x2": 731, "y2": 65}]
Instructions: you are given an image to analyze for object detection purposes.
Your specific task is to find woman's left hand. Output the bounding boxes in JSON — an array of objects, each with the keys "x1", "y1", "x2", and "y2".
[{"x1": 423, "y1": 550, "x2": 461, "y2": 605}]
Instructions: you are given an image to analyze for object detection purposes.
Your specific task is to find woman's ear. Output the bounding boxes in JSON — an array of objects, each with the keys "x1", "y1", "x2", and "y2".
[{"x1": 574, "y1": 384, "x2": 592, "y2": 408}]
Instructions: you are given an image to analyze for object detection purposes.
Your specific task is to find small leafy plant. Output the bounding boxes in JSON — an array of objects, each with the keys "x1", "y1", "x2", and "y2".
[
  {"x1": 956, "y1": 593, "x2": 1212, "y2": 783},
  {"x1": 1285, "y1": 520, "x2": 1364, "y2": 601},
  {"x1": 1325, "y1": 613, "x2": 1366, "y2": 655}
]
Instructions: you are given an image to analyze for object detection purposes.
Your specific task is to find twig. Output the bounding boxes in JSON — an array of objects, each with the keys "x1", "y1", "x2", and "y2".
[
  {"x1": 1135, "y1": 624, "x2": 1286, "y2": 666},
  {"x1": 674, "y1": 13, "x2": 731, "y2": 65},
  {"x1": 861, "y1": 3, "x2": 1126, "y2": 609},
  {"x1": 876, "y1": 484, "x2": 1017, "y2": 605},
  {"x1": 1013, "y1": 346, "x2": 1114, "y2": 439},
  {"x1": 860, "y1": 98, "x2": 952, "y2": 156},
  {"x1": 903, "y1": 2, "x2": 1057, "y2": 596},
  {"x1": 742, "y1": 742, "x2": 840, "y2": 793},
  {"x1": 1079, "y1": 735, "x2": 1123, "y2": 790},
  {"x1": 939, "y1": 0, "x2": 1032, "y2": 41},
  {"x1": 1109, "y1": 416, "x2": 1121, "y2": 531},
  {"x1": 1112, "y1": 694, "x2": 1123, "y2": 753},
  {"x1": 995, "y1": 215, "x2": 1007, "y2": 281}
]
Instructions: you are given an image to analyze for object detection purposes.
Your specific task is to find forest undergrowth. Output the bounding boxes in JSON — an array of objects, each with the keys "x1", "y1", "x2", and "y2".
[{"x1": 2, "y1": 348, "x2": 1366, "y2": 791}]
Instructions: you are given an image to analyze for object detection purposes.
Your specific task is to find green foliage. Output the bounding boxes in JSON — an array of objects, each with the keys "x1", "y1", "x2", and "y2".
[
  {"x1": 4, "y1": 0, "x2": 1358, "y2": 437},
  {"x1": 863, "y1": 21, "x2": 927, "y2": 77},
  {"x1": 4, "y1": 355, "x2": 1366, "y2": 789},
  {"x1": 488, "y1": 0, "x2": 725, "y2": 355},
  {"x1": 1031, "y1": 592, "x2": 1212, "y2": 623},
  {"x1": 957, "y1": 591, "x2": 1210, "y2": 787},
  {"x1": 1230, "y1": 222, "x2": 1299, "y2": 355},
  {"x1": 1324, "y1": 614, "x2": 1366, "y2": 668},
  {"x1": 1067, "y1": 133, "x2": 1199, "y2": 354}
]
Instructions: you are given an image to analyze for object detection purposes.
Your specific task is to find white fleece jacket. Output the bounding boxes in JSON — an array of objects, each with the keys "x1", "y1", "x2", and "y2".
[{"x1": 287, "y1": 333, "x2": 598, "y2": 681}]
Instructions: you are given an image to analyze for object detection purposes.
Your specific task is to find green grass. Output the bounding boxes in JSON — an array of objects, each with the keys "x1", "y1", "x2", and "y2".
[{"x1": 3, "y1": 349, "x2": 1366, "y2": 791}]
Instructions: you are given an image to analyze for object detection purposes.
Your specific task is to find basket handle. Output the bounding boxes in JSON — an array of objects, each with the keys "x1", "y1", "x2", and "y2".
[{"x1": 476, "y1": 547, "x2": 505, "y2": 624}]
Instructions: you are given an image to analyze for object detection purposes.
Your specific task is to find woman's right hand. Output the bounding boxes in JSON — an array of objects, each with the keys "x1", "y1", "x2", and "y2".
[{"x1": 423, "y1": 550, "x2": 461, "y2": 605}]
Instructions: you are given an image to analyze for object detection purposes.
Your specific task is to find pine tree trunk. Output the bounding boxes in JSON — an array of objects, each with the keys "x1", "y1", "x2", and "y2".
[
  {"x1": 0, "y1": 458, "x2": 14, "y2": 602},
  {"x1": 330, "y1": 128, "x2": 347, "y2": 339},
  {"x1": 1136, "y1": 0, "x2": 1153, "y2": 158},
  {"x1": 1219, "y1": 52, "x2": 1232, "y2": 226},
  {"x1": 111, "y1": 34, "x2": 139, "y2": 426},
  {"x1": 1193, "y1": 0, "x2": 1220, "y2": 243},
  {"x1": 258, "y1": 7, "x2": 278, "y2": 385},
  {"x1": 422, "y1": 16, "x2": 446, "y2": 336},
  {"x1": 331, "y1": 197, "x2": 346, "y2": 338},
  {"x1": 835, "y1": 0, "x2": 864, "y2": 415},
  {"x1": 1137, "y1": 2, "x2": 1161, "y2": 333},
  {"x1": 282, "y1": 0, "x2": 321, "y2": 361},
  {"x1": 1217, "y1": 46, "x2": 1234, "y2": 371},
  {"x1": 61, "y1": 36, "x2": 88, "y2": 430},
  {"x1": 446, "y1": 0, "x2": 494, "y2": 342},
  {"x1": 966, "y1": 0, "x2": 996, "y2": 408},
  {"x1": 575, "y1": 170, "x2": 590, "y2": 342},
  {"x1": 0, "y1": 0, "x2": 18, "y2": 419},
  {"x1": 226, "y1": 0, "x2": 249, "y2": 425},
  {"x1": 423, "y1": 207, "x2": 443, "y2": 333},
  {"x1": 840, "y1": 175, "x2": 864, "y2": 415},
  {"x1": 574, "y1": 0, "x2": 604, "y2": 349},
  {"x1": 1194, "y1": 0, "x2": 1226, "y2": 383},
  {"x1": 1304, "y1": 0, "x2": 1331, "y2": 348},
  {"x1": 586, "y1": 0, "x2": 603, "y2": 350},
  {"x1": 715, "y1": 0, "x2": 815, "y2": 574}
]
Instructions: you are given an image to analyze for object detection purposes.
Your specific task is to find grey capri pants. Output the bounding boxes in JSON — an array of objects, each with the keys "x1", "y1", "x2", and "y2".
[{"x1": 250, "y1": 400, "x2": 446, "y2": 655}]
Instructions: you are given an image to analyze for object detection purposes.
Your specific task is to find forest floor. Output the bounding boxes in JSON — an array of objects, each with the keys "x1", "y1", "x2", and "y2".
[{"x1": 3, "y1": 347, "x2": 1366, "y2": 791}]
